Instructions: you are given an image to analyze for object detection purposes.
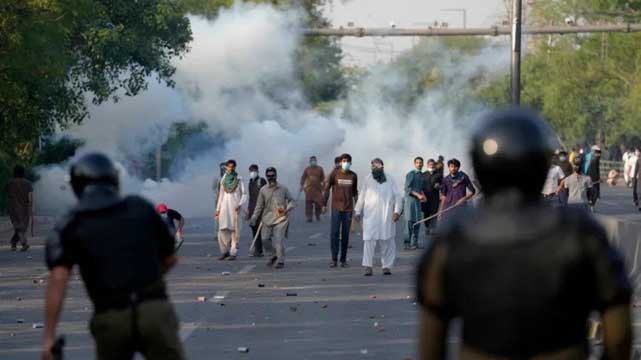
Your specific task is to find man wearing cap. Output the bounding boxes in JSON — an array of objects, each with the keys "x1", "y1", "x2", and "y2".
[
  {"x1": 354, "y1": 158, "x2": 402, "y2": 276},
  {"x1": 250, "y1": 167, "x2": 295, "y2": 269},
  {"x1": 156, "y1": 204, "x2": 185, "y2": 248},
  {"x1": 300, "y1": 156, "x2": 325, "y2": 223}
]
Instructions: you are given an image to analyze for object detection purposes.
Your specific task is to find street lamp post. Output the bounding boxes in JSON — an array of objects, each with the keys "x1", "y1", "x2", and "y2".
[{"x1": 511, "y1": 0, "x2": 523, "y2": 105}]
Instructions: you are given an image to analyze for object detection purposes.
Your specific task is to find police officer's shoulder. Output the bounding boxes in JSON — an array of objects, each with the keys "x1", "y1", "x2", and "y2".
[
  {"x1": 46, "y1": 212, "x2": 77, "y2": 269},
  {"x1": 122, "y1": 195, "x2": 157, "y2": 215}
]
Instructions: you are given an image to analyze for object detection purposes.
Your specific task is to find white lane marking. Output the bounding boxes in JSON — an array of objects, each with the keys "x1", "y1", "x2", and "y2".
[
  {"x1": 238, "y1": 265, "x2": 255, "y2": 274},
  {"x1": 209, "y1": 290, "x2": 229, "y2": 303},
  {"x1": 309, "y1": 232, "x2": 323, "y2": 239},
  {"x1": 285, "y1": 246, "x2": 296, "y2": 252},
  {"x1": 180, "y1": 322, "x2": 200, "y2": 341}
]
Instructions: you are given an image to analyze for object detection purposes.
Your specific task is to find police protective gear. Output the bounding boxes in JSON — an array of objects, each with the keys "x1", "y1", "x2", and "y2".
[
  {"x1": 70, "y1": 153, "x2": 119, "y2": 199},
  {"x1": 470, "y1": 108, "x2": 557, "y2": 201}
]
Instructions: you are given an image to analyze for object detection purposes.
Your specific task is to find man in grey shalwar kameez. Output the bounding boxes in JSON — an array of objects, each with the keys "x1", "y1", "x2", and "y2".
[{"x1": 403, "y1": 157, "x2": 425, "y2": 250}]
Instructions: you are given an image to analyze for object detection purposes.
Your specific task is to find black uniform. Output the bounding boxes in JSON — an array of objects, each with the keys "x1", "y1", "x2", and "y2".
[
  {"x1": 248, "y1": 176, "x2": 267, "y2": 255},
  {"x1": 45, "y1": 154, "x2": 185, "y2": 360},
  {"x1": 415, "y1": 109, "x2": 631, "y2": 359}
]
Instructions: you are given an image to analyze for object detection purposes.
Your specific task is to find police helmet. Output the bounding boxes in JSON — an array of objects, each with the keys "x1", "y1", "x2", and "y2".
[{"x1": 70, "y1": 153, "x2": 119, "y2": 198}]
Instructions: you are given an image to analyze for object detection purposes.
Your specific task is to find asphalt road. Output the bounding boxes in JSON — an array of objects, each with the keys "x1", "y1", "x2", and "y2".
[{"x1": 0, "y1": 184, "x2": 639, "y2": 359}]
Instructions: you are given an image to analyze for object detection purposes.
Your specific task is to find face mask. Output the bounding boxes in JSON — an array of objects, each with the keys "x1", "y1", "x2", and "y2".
[
  {"x1": 250, "y1": 171, "x2": 258, "y2": 179},
  {"x1": 426, "y1": 167, "x2": 434, "y2": 172},
  {"x1": 310, "y1": 160, "x2": 317, "y2": 166},
  {"x1": 341, "y1": 162, "x2": 351, "y2": 171},
  {"x1": 559, "y1": 156, "x2": 567, "y2": 162}
]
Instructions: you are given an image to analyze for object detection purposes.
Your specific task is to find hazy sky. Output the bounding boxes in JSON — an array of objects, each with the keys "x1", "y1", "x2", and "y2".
[{"x1": 322, "y1": 0, "x2": 507, "y2": 64}]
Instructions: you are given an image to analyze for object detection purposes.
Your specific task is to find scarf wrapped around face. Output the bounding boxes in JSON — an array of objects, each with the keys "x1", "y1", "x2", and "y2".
[{"x1": 222, "y1": 171, "x2": 240, "y2": 193}]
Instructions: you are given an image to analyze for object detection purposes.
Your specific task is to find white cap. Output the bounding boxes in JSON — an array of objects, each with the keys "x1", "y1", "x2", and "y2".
[{"x1": 592, "y1": 145, "x2": 601, "y2": 152}]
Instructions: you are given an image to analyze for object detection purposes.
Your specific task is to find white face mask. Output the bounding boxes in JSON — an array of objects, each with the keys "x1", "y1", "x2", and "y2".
[{"x1": 250, "y1": 171, "x2": 258, "y2": 179}]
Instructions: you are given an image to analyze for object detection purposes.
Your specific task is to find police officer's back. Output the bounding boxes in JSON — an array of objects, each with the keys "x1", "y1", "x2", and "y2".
[
  {"x1": 42, "y1": 153, "x2": 185, "y2": 360},
  {"x1": 416, "y1": 110, "x2": 631, "y2": 359}
]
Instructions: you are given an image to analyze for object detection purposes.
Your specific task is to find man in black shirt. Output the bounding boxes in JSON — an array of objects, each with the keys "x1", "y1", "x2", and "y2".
[
  {"x1": 416, "y1": 109, "x2": 631, "y2": 359},
  {"x1": 156, "y1": 203, "x2": 185, "y2": 248},
  {"x1": 421, "y1": 159, "x2": 442, "y2": 248},
  {"x1": 41, "y1": 153, "x2": 184, "y2": 360},
  {"x1": 587, "y1": 145, "x2": 602, "y2": 212},
  {"x1": 247, "y1": 164, "x2": 267, "y2": 257}
]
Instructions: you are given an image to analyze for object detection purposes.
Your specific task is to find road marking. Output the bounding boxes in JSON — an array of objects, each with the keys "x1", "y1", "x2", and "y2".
[
  {"x1": 309, "y1": 232, "x2": 323, "y2": 239},
  {"x1": 238, "y1": 265, "x2": 255, "y2": 274},
  {"x1": 180, "y1": 322, "x2": 200, "y2": 341},
  {"x1": 209, "y1": 290, "x2": 229, "y2": 303}
]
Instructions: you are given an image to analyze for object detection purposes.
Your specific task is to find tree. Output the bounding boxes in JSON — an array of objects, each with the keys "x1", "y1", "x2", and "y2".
[{"x1": 0, "y1": 0, "x2": 192, "y2": 162}]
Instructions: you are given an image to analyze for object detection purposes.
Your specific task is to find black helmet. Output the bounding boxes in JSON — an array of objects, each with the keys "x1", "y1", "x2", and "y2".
[
  {"x1": 470, "y1": 108, "x2": 557, "y2": 201},
  {"x1": 70, "y1": 153, "x2": 119, "y2": 198}
]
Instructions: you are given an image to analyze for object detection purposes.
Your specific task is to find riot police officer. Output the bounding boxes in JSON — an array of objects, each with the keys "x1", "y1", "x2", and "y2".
[
  {"x1": 42, "y1": 153, "x2": 185, "y2": 360},
  {"x1": 416, "y1": 109, "x2": 631, "y2": 359}
]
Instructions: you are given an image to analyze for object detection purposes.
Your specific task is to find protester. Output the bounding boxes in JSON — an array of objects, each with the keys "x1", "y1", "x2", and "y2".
[
  {"x1": 421, "y1": 159, "x2": 442, "y2": 246},
  {"x1": 403, "y1": 157, "x2": 425, "y2": 250},
  {"x1": 215, "y1": 159, "x2": 247, "y2": 260},
  {"x1": 250, "y1": 167, "x2": 295, "y2": 269},
  {"x1": 557, "y1": 150, "x2": 573, "y2": 206},
  {"x1": 416, "y1": 109, "x2": 631, "y2": 360},
  {"x1": 323, "y1": 153, "x2": 358, "y2": 268},
  {"x1": 586, "y1": 145, "x2": 602, "y2": 212},
  {"x1": 633, "y1": 148, "x2": 641, "y2": 212},
  {"x1": 247, "y1": 164, "x2": 267, "y2": 257},
  {"x1": 439, "y1": 159, "x2": 475, "y2": 219},
  {"x1": 6, "y1": 165, "x2": 33, "y2": 252},
  {"x1": 559, "y1": 157, "x2": 592, "y2": 210},
  {"x1": 436, "y1": 155, "x2": 445, "y2": 178},
  {"x1": 541, "y1": 157, "x2": 565, "y2": 206},
  {"x1": 354, "y1": 158, "x2": 402, "y2": 276},
  {"x1": 300, "y1": 156, "x2": 325, "y2": 223},
  {"x1": 156, "y1": 203, "x2": 185, "y2": 248},
  {"x1": 42, "y1": 153, "x2": 184, "y2": 360},
  {"x1": 624, "y1": 149, "x2": 637, "y2": 188}
]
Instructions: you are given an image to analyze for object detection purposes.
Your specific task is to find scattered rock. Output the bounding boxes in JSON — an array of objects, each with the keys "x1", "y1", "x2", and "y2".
[
  {"x1": 197, "y1": 296, "x2": 207, "y2": 302},
  {"x1": 16, "y1": 319, "x2": 24, "y2": 324},
  {"x1": 222, "y1": 271, "x2": 231, "y2": 276},
  {"x1": 289, "y1": 306, "x2": 298, "y2": 312},
  {"x1": 17, "y1": 297, "x2": 22, "y2": 301},
  {"x1": 373, "y1": 322, "x2": 379, "y2": 328},
  {"x1": 257, "y1": 284, "x2": 265, "y2": 288},
  {"x1": 286, "y1": 292, "x2": 298, "y2": 297},
  {"x1": 369, "y1": 295, "x2": 377, "y2": 299},
  {"x1": 32, "y1": 279, "x2": 38, "y2": 284},
  {"x1": 39, "y1": 279, "x2": 45, "y2": 284},
  {"x1": 10, "y1": 333, "x2": 15, "y2": 337},
  {"x1": 321, "y1": 304, "x2": 328, "y2": 309},
  {"x1": 219, "y1": 303, "x2": 225, "y2": 307},
  {"x1": 360, "y1": 349, "x2": 368, "y2": 355},
  {"x1": 237, "y1": 347, "x2": 250, "y2": 353},
  {"x1": 32, "y1": 323, "x2": 44, "y2": 329}
]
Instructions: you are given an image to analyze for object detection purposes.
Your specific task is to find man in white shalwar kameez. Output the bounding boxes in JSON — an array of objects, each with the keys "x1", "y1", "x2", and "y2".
[
  {"x1": 354, "y1": 158, "x2": 402, "y2": 276},
  {"x1": 215, "y1": 159, "x2": 247, "y2": 260}
]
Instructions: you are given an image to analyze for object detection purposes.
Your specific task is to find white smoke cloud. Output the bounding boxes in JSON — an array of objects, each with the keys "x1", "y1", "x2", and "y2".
[{"x1": 34, "y1": 3, "x2": 509, "y2": 217}]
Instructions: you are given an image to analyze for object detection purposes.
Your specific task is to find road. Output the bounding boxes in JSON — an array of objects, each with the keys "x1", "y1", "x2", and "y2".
[{"x1": 0, "y1": 184, "x2": 639, "y2": 359}]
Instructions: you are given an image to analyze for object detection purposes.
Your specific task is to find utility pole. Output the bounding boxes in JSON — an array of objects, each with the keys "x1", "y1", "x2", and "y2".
[{"x1": 511, "y1": 0, "x2": 522, "y2": 105}]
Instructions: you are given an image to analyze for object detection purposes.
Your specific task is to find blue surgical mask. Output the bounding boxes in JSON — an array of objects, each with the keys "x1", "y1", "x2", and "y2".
[
  {"x1": 250, "y1": 171, "x2": 258, "y2": 179},
  {"x1": 341, "y1": 162, "x2": 351, "y2": 171}
]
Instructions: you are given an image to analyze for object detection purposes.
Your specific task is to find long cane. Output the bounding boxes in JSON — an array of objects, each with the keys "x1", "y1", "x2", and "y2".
[
  {"x1": 248, "y1": 221, "x2": 263, "y2": 254},
  {"x1": 414, "y1": 197, "x2": 473, "y2": 227}
]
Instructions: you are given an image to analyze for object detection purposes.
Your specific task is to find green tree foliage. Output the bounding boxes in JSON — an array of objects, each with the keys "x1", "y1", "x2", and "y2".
[
  {"x1": 0, "y1": 0, "x2": 192, "y2": 162},
  {"x1": 481, "y1": 0, "x2": 641, "y2": 147}
]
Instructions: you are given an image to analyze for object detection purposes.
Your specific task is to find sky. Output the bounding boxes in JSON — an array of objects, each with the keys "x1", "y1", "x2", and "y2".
[{"x1": 323, "y1": 0, "x2": 507, "y2": 65}]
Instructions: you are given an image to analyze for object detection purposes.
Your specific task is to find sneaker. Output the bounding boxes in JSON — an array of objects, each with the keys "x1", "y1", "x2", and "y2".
[
  {"x1": 20, "y1": 245, "x2": 30, "y2": 252},
  {"x1": 268, "y1": 256, "x2": 278, "y2": 266},
  {"x1": 382, "y1": 268, "x2": 392, "y2": 276},
  {"x1": 218, "y1": 253, "x2": 230, "y2": 260},
  {"x1": 340, "y1": 262, "x2": 350, "y2": 268},
  {"x1": 329, "y1": 261, "x2": 338, "y2": 268},
  {"x1": 274, "y1": 262, "x2": 285, "y2": 269},
  {"x1": 364, "y1": 267, "x2": 373, "y2": 276},
  {"x1": 227, "y1": 255, "x2": 237, "y2": 261}
]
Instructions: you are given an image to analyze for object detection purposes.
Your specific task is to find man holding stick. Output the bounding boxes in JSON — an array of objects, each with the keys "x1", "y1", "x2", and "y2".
[
  {"x1": 250, "y1": 167, "x2": 295, "y2": 269},
  {"x1": 438, "y1": 159, "x2": 475, "y2": 220}
]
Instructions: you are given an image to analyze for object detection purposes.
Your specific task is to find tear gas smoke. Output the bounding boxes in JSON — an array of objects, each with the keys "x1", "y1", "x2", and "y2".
[{"x1": 34, "y1": 3, "x2": 509, "y2": 216}]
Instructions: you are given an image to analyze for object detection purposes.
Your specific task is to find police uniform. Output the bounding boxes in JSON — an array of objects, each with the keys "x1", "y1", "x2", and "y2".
[
  {"x1": 45, "y1": 154, "x2": 185, "y2": 360},
  {"x1": 415, "y1": 109, "x2": 632, "y2": 359}
]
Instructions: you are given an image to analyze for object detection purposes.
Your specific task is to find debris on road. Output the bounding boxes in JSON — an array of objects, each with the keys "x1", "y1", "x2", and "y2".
[
  {"x1": 289, "y1": 305, "x2": 298, "y2": 312},
  {"x1": 307, "y1": 243, "x2": 317, "y2": 246},
  {"x1": 286, "y1": 292, "x2": 298, "y2": 297},
  {"x1": 16, "y1": 319, "x2": 24, "y2": 323},
  {"x1": 32, "y1": 323, "x2": 44, "y2": 329},
  {"x1": 197, "y1": 296, "x2": 207, "y2": 302},
  {"x1": 321, "y1": 304, "x2": 328, "y2": 309},
  {"x1": 257, "y1": 283, "x2": 265, "y2": 288},
  {"x1": 360, "y1": 349, "x2": 368, "y2": 355},
  {"x1": 222, "y1": 271, "x2": 231, "y2": 276},
  {"x1": 369, "y1": 295, "x2": 377, "y2": 299},
  {"x1": 237, "y1": 347, "x2": 250, "y2": 353}
]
